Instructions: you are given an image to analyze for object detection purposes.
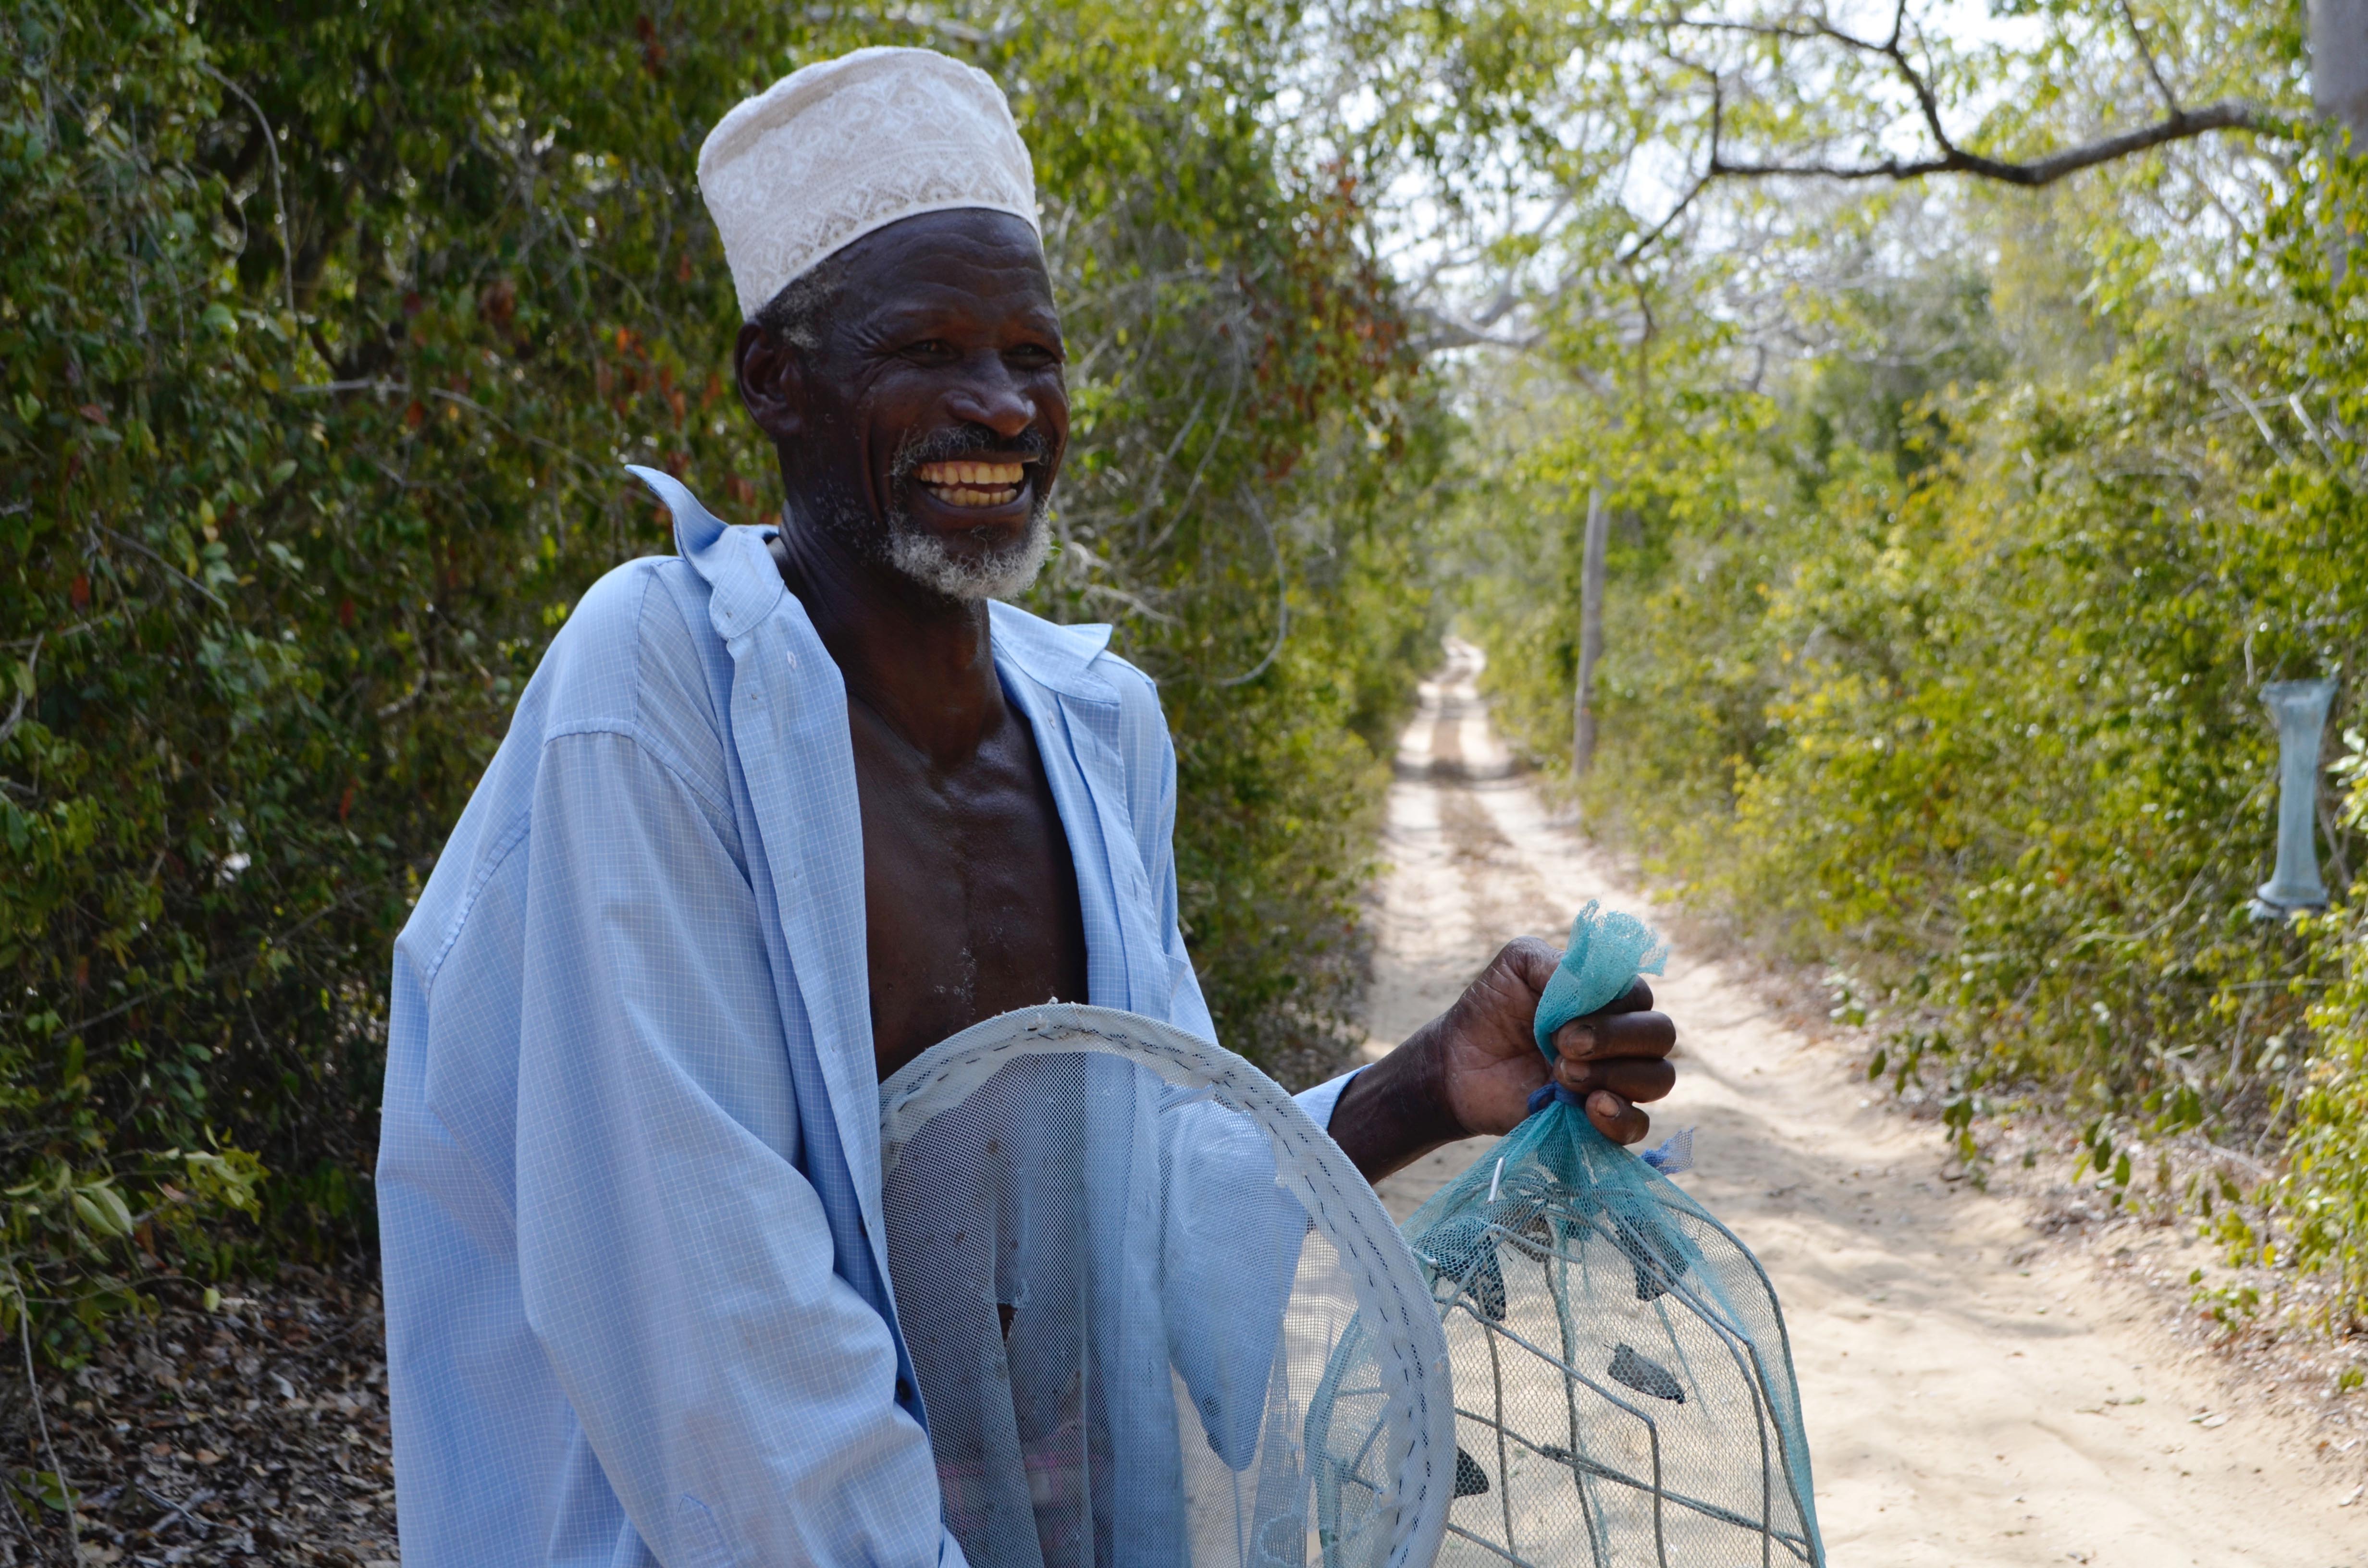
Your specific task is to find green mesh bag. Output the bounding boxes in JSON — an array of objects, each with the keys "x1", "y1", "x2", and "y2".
[{"x1": 1308, "y1": 904, "x2": 1825, "y2": 1568}]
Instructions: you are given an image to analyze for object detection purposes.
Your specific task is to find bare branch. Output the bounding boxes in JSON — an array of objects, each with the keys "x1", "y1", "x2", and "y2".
[
  {"x1": 2116, "y1": 0, "x2": 2182, "y2": 114},
  {"x1": 1406, "y1": 306, "x2": 1545, "y2": 353},
  {"x1": 2214, "y1": 379, "x2": 2292, "y2": 460},
  {"x1": 1212, "y1": 491, "x2": 1288, "y2": 688},
  {"x1": 0, "y1": 633, "x2": 41, "y2": 751},
  {"x1": 198, "y1": 65, "x2": 296, "y2": 318},
  {"x1": 1663, "y1": 3, "x2": 2268, "y2": 188},
  {"x1": 1074, "y1": 579, "x2": 1179, "y2": 625},
  {"x1": 1709, "y1": 100, "x2": 2267, "y2": 188},
  {"x1": 1618, "y1": 169, "x2": 1713, "y2": 262},
  {"x1": 1618, "y1": 73, "x2": 1722, "y2": 264},
  {"x1": 97, "y1": 523, "x2": 228, "y2": 609},
  {"x1": 1464, "y1": 276, "x2": 1525, "y2": 332},
  {"x1": 1782, "y1": 3, "x2": 1964, "y2": 161}
]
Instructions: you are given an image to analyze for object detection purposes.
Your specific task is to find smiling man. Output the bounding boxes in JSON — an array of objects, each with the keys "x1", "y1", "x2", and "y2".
[{"x1": 376, "y1": 46, "x2": 1677, "y2": 1568}]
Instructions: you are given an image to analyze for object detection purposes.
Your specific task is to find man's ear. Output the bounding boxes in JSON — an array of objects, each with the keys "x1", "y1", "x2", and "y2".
[{"x1": 735, "y1": 322, "x2": 807, "y2": 445}]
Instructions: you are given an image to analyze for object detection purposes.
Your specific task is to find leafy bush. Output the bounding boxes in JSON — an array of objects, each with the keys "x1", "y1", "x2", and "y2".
[
  {"x1": 1460, "y1": 139, "x2": 2368, "y2": 1323},
  {"x1": 2292, "y1": 823, "x2": 2368, "y2": 1319},
  {"x1": 0, "y1": 0, "x2": 1440, "y2": 1361}
]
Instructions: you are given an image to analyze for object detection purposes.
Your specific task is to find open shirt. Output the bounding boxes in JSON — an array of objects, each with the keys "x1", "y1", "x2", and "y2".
[{"x1": 377, "y1": 469, "x2": 1356, "y2": 1568}]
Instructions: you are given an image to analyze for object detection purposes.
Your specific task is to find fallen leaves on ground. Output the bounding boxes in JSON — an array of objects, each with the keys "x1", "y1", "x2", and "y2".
[{"x1": 2, "y1": 1261, "x2": 395, "y2": 1566}]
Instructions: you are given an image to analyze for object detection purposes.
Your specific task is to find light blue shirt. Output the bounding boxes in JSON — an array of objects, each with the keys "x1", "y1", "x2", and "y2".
[{"x1": 378, "y1": 470, "x2": 1357, "y2": 1568}]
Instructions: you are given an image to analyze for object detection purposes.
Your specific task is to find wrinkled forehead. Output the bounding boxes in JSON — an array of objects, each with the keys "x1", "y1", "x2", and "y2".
[{"x1": 827, "y1": 209, "x2": 1061, "y2": 333}]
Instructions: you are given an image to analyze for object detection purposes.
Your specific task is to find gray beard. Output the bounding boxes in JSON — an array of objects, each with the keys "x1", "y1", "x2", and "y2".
[
  {"x1": 805, "y1": 482, "x2": 1052, "y2": 602},
  {"x1": 885, "y1": 506, "x2": 1051, "y2": 601}
]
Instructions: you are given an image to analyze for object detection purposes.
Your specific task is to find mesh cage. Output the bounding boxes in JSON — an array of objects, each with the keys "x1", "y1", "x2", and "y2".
[
  {"x1": 1396, "y1": 1119, "x2": 1825, "y2": 1568},
  {"x1": 878, "y1": 1004, "x2": 1454, "y2": 1568}
]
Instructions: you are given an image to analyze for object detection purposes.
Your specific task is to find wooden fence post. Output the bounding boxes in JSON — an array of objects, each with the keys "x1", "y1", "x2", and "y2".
[{"x1": 1573, "y1": 489, "x2": 1609, "y2": 775}]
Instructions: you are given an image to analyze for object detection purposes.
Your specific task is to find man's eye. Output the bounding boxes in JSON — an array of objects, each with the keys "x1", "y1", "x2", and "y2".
[
  {"x1": 1009, "y1": 344, "x2": 1060, "y2": 368},
  {"x1": 904, "y1": 339, "x2": 955, "y2": 360}
]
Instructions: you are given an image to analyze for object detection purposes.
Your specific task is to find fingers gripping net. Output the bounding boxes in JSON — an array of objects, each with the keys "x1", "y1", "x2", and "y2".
[
  {"x1": 879, "y1": 1005, "x2": 1455, "y2": 1568},
  {"x1": 1313, "y1": 906, "x2": 1824, "y2": 1568}
]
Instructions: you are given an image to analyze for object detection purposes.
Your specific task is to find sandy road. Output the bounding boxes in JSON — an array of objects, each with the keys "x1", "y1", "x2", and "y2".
[{"x1": 1361, "y1": 640, "x2": 2365, "y2": 1568}]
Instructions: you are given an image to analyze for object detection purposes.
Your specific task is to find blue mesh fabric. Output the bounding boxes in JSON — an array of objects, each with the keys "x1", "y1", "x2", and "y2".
[
  {"x1": 1313, "y1": 906, "x2": 1825, "y2": 1568},
  {"x1": 1532, "y1": 901, "x2": 1669, "y2": 1059}
]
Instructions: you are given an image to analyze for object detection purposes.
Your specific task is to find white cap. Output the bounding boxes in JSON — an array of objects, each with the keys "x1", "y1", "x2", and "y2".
[{"x1": 697, "y1": 46, "x2": 1041, "y2": 321}]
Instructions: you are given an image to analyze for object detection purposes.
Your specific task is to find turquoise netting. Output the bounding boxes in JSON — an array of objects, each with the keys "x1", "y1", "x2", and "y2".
[{"x1": 1309, "y1": 904, "x2": 1825, "y2": 1568}]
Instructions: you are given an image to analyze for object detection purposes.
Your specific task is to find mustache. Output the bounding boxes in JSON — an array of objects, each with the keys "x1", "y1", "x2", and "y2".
[{"x1": 889, "y1": 422, "x2": 1054, "y2": 480}]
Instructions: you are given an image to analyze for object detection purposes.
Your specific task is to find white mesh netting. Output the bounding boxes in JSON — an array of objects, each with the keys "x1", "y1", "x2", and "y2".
[{"x1": 878, "y1": 1004, "x2": 1454, "y2": 1568}]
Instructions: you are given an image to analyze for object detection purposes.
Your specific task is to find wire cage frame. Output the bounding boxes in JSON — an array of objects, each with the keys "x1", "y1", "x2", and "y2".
[{"x1": 1309, "y1": 1143, "x2": 1823, "y2": 1568}]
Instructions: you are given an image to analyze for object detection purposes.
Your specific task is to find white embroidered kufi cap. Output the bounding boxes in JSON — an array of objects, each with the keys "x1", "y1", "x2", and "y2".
[{"x1": 698, "y1": 46, "x2": 1041, "y2": 321}]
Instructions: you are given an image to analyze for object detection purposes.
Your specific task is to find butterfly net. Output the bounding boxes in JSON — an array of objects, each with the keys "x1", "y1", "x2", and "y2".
[
  {"x1": 878, "y1": 1004, "x2": 1455, "y2": 1568},
  {"x1": 1312, "y1": 906, "x2": 1825, "y2": 1568}
]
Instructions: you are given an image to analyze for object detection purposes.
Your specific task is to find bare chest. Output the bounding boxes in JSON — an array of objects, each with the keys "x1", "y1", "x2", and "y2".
[{"x1": 851, "y1": 703, "x2": 1090, "y2": 1080}]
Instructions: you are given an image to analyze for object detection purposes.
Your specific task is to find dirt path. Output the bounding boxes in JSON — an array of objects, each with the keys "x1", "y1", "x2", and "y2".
[{"x1": 1362, "y1": 640, "x2": 2365, "y2": 1568}]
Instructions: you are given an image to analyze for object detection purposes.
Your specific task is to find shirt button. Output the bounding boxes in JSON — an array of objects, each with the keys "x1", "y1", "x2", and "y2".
[{"x1": 896, "y1": 1377, "x2": 914, "y2": 1402}]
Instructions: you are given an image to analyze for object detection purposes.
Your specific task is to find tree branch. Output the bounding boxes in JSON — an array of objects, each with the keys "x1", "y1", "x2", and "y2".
[
  {"x1": 198, "y1": 64, "x2": 296, "y2": 318},
  {"x1": 0, "y1": 633, "x2": 41, "y2": 751},
  {"x1": 1664, "y1": 4, "x2": 2268, "y2": 188},
  {"x1": 1405, "y1": 305, "x2": 1545, "y2": 353},
  {"x1": 2117, "y1": 0, "x2": 2182, "y2": 115},
  {"x1": 1709, "y1": 100, "x2": 2268, "y2": 188},
  {"x1": 1618, "y1": 73, "x2": 1722, "y2": 263},
  {"x1": 1212, "y1": 491, "x2": 1289, "y2": 688}
]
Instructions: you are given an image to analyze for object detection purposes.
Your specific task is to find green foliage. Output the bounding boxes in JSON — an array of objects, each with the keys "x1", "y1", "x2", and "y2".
[
  {"x1": 0, "y1": 0, "x2": 1441, "y2": 1357},
  {"x1": 2289, "y1": 769, "x2": 2368, "y2": 1319},
  {"x1": 1460, "y1": 116, "x2": 2368, "y2": 1323}
]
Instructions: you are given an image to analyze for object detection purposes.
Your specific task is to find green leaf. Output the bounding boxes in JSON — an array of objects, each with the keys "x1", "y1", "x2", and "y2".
[{"x1": 71, "y1": 1182, "x2": 131, "y2": 1237}]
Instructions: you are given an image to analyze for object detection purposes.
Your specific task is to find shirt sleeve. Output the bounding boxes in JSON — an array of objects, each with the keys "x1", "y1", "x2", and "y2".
[
  {"x1": 1294, "y1": 1069, "x2": 1361, "y2": 1131},
  {"x1": 512, "y1": 729, "x2": 960, "y2": 1568},
  {"x1": 1160, "y1": 1095, "x2": 1307, "y2": 1470}
]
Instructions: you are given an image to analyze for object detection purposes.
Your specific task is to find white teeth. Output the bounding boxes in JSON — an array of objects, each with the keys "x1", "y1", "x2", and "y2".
[
  {"x1": 916, "y1": 460, "x2": 1025, "y2": 487},
  {"x1": 912, "y1": 459, "x2": 1027, "y2": 508}
]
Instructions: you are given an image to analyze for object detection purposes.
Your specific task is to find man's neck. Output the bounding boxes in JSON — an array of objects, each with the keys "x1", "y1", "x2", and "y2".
[{"x1": 769, "y1": 504, "x2": 1004, "y2": 769}]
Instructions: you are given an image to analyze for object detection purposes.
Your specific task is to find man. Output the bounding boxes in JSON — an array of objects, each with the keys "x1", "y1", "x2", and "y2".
[{"x1": 378, "y1": 45, "x2": 1677, "y2": 1568}]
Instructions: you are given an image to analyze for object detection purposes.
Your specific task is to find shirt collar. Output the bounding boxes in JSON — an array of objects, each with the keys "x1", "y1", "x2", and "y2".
[
  {"x1": 988, "y1": 601, "x2": 1117, "y2": 706},
  {"x1": 627, "y1": 465, "x2": 784, "y2": 646}
]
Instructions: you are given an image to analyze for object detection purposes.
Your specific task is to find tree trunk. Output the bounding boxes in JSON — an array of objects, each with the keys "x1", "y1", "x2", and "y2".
[
  {"x1": 2316, "y1": 0, "x2": 2368, "y2": 142},
  {"x1": 1572, "y1": 490, "x2": 1609, "y2": 775}
]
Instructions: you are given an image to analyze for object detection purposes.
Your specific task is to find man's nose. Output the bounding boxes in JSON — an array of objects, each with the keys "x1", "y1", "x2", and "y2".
[{"x1": 945, "y1": 355, "x2": 1038, "y2": 439}]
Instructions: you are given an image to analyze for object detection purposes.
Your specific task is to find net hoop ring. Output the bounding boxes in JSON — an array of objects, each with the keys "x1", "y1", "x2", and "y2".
[{"x1": 879, "y1": 1003, "x2": 1455, "y2": 1568}]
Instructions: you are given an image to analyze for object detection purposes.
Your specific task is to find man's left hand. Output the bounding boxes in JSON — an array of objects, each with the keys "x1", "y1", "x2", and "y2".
[{"x1": 1324, "y1": 935, "x2": 1678, "y2": 1184}]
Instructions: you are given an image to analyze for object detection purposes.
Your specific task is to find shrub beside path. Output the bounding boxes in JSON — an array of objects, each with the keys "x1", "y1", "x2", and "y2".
[{"x1": 1367, "y1": 640, "x2": 2367, "y2": 1568}]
